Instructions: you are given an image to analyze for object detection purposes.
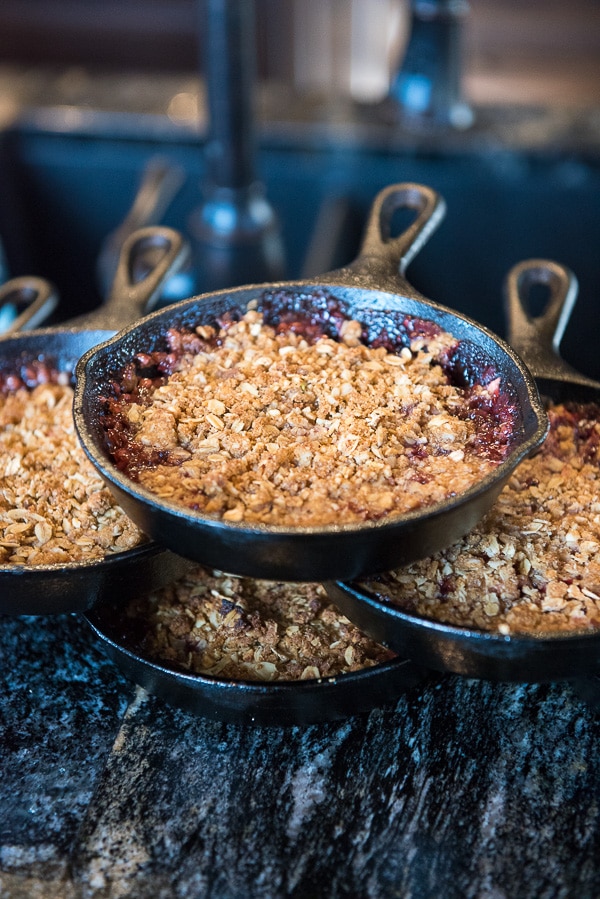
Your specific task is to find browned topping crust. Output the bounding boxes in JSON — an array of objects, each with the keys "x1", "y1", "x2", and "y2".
[
  {"x1": 0, "y1": 371, "x2": 146, "y2": 566},
  {"x1": 100, "y1": 298, "x2": 519, "y2": 528},
  {"x1": 113, "y1": 566, "x2": 396, "y2": 682},
  {"x1": 360, "y1": 402, "x2": 600, "y2": 635}
]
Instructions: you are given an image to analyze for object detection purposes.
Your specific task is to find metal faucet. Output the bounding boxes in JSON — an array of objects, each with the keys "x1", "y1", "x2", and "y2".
[
  {"x1": 189, "y1": 0, "x2": 286, "y2": 292},
  {"x1": 389, "y1": 0, "x2": 473, "y2": 129}
]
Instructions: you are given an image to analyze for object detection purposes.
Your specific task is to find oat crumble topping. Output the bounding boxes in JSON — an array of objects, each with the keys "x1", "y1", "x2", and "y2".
[
  {"x1": 0, "y1": 361, "x2": 146, "y2": 566},
  {"x1": 111, "y1": 566, "x2": 395, "y2": 682},
  {"x1": 360, "y1": 402, "x2": 600, "y2": 635},
  {"x1": 100, "y1": 292, "x2": 519, "y2": 527}
]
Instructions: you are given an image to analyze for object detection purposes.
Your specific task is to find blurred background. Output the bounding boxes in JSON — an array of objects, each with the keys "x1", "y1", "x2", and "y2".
[
  {"x1": 0, "y1": 0, "x2": 599, "y2": 370},
  {"x1": 1, "y1": 0, "x2": 599, "y2": 105}
]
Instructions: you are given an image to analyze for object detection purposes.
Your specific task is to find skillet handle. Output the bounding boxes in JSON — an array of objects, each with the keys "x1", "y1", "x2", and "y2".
[
  {"x1": 504, "y1": 258, "x2": 599, "y2": 387},
  {"x1": 74, "y1": 226, "x2": 190, "y2": 330},
  {"x1": 0, "y1": 276, "x2": 59, "y2": 334},
  {"x1": 96, "y1": 158, "x2": 185, "y2": 297},
  {"x1": 326, "y1": 183, "x2": 446, "y2": 292}
]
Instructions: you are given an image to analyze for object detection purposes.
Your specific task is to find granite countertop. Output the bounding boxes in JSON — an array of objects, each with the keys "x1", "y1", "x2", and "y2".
[{"x1": 2, "y1": 611, "x2": 600, "y2": 898}]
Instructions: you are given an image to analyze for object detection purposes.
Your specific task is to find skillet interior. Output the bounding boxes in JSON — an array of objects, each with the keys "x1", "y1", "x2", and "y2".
[{"x1": 74, "y1": 184, "x2": 547, "y2": 583}]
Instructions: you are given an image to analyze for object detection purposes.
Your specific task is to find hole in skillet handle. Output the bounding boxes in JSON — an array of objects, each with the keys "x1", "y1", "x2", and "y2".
[
  {"x1": 0, "y1": 276, "x2": 59, "y2": 334},
  {"x1": 77, "y1": 226, "x2": 192, "y2": 333},
  {"x1": 129, "y1": 233, "x2": 180, "y2": 286},
  {"x1": 73, "y1": 184, "x2": 548, "y2": 583}
]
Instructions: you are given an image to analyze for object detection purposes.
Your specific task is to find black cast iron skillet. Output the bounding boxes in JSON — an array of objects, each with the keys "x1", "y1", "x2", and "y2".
[
  {"x1": 0, "y1": 227, "x2": 192, "y2": 616},
  {"x1": 84, "y1": 598, "x2": 428, "y2": 726},
  {"x1": 74, "y1": 183, "x2": 547, "y2": 583},
  {"x1": 327, "y1": 258, "x2": 600, "y2": 682}
]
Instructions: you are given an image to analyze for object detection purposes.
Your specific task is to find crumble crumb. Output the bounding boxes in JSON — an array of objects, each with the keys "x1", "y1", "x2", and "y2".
[{"x1": 0, "y1": 366, "x2": 146, "y2": 566}]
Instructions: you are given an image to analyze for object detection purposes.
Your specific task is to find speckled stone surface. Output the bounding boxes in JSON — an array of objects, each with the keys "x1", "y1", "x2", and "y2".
[{"x1": 2, "y1": 613, "x2": 600, "y2": 898}]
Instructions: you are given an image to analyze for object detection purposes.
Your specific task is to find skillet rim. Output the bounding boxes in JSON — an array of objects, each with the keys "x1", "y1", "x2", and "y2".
[{"x1": 73, "y1": 281, "x2": 548, "y2": 535}]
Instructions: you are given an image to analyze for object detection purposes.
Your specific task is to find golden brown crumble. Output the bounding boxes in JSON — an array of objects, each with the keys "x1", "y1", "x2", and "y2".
[
  {"x1": 104, "y1": 308, "x2": 516, "y2": 527},
  {"x1": 0, "y1": 380, "x2": 145, "y2": 566},
  {"x1": 360, "y1": 402, "x2": 600, "y2": 635},
  {"x1": 115, "y1": 566, "x2": 396, "y2": 682}
]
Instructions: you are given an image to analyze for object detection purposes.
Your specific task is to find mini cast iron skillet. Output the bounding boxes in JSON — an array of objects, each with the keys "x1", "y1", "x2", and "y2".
[
  {"x1": 0, "y1": 227, "x2": 192, "y2": 616},
  {"x1": 327, "y1": 259, "x2": 600, "y2": 682},
  {"x1": 74, "y1": 183, "x2": 547, "y2": 583},
  {"x1": 84, "y1": 600, "x2": 427, "y2": 726}
]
